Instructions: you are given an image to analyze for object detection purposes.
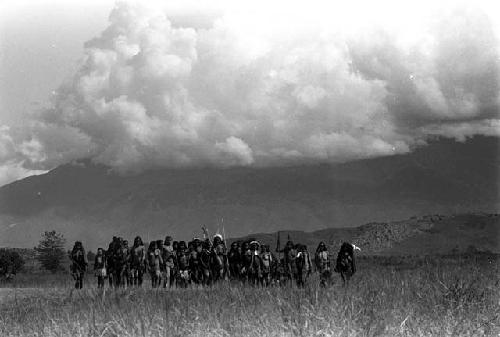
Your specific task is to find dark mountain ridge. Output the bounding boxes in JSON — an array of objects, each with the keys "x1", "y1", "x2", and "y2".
[{"x1": 0, "y1": 136, "x2": 498, "y2": 249}]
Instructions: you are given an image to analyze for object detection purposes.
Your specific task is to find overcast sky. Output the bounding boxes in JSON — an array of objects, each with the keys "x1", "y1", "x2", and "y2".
[
  {"x1": 0, "y1": 0, "x2": 499, "y2": 186},
  {"x1": 0, "y1": 1, "x2": 115, "y2": 125}
]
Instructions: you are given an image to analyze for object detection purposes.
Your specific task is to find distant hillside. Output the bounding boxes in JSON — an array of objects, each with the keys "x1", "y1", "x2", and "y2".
[
  {"x1": 0, "y1": 136, "x2": 498, "y2": 249},
  {"x1": 232, "y1": 213, "x2": 500, "y2": 255}
]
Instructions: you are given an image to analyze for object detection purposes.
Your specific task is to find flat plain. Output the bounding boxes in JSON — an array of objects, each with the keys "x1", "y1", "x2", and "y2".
[{"x1": 1, "y1": 254, "x2": 498, "y2": 337}]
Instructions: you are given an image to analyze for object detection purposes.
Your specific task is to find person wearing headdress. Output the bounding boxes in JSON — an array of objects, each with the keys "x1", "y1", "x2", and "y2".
[{"x1": 247, "y1": 240, "x2": 262, "y2": 285}]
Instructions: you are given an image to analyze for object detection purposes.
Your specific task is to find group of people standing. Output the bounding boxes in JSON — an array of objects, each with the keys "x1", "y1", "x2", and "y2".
[{"x1": 69, "y1": 234, "x2": 360, "y2": 289}]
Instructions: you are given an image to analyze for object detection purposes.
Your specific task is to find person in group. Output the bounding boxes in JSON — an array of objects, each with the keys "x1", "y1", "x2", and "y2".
[
  {"x1": 247, "y1": 240, "x2": 262, "y2": 285},
  {"x1": 200, "y1": 239, "x2": 212, "y2": 285},
  {"x1": 164, "y1": 254, "x2": 176, "y2": 288},
  {"x1": 106, "y1": 237, "x2": 118, "y2": 287},
  {"x1": 189, "y1": 238, "x2": 203, "y2": 285},
  {"x1": 116, "y1": 239, "x2": 130, "y2": 287},
  {"x1": 240, "y1": 241, "x2": 252, "y2": 282},
  {"x1": 176, "y1": 241, "x2": 190, "y2": 287},
  {"x1": 148, "y1": 241, "x2": 163, "y2": 288},
  {"x1": 94, "y1": 247, "x2": 107, "y2": 288},
  {"x1": 228, "y1": 241, "x2": 242, "y2": 280},
  {"x1": 335, "y1": 242, "x2": 361, "y2": 285},
  {"x1": 211, "y1": 234, "x2": 228, "y2": 282},
  {"x1": 282, "y1": 241, "x2": 297, "y2": 283},
  {"x1": 130, "y1": 236, "x2": 146, "y2": 286},
  {"x1": 162, "y1": 236, "x2": 175, "y2": 288},
  {"x1": 260, "y1": 244, "x2": 275, "y2": 286},
  {"x1": 70, "y1": 241, "x2": 88, "y2": 289},
  {"x1": 315, "y1": 242, "x2": 331, "y2": 287},
  {"x1": 296, "y1": 244, "x2": 312, "y2": 287}
]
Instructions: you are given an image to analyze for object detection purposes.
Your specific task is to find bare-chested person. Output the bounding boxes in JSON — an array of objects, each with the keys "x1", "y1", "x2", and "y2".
[
  {"x1": 94, "y1": 247, "x2": 107, "y2": 288},
  {"x1": 130, "y1": 236, "x2": 146, "y2": 286},
  {"x1": 162, "y1": 236, "x2": 175, "y2": 288},
  {"x1": 148, "y1": 241, "x2": 163, "y2": 288}
]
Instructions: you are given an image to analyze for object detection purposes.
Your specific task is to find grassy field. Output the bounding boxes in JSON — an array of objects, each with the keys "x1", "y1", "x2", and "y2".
[{"x1": 0, "y1": 255, "x2": 499, "y2": 337}]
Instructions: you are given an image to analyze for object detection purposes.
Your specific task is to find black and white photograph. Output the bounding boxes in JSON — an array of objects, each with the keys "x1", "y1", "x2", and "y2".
[{"x1": 0, "y1": 0, "x2": 499, "y2": 336}]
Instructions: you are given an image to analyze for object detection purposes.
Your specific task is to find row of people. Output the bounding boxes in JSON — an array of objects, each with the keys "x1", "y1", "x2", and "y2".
[{"x1": 69, "y1": 235, "x2": 360, "y2": 289}]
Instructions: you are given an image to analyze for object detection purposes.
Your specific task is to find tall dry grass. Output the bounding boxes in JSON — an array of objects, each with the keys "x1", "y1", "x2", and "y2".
[{"x1": 1, "y1": 255, "x2": 498, "y2": 337}]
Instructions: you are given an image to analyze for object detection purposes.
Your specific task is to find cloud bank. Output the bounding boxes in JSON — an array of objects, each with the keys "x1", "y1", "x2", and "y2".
[{"x1": 2, "y1": 0, "x2": 499, "y2": 183}]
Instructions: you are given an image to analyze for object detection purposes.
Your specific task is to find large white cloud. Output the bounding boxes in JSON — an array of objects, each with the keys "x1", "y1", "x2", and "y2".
[
  {"x1": 1, "y1": 0, "x2": 499, "y2": 183},
  {"x1": 0, "y1": 126, "x2": 46, "y2": 185}
]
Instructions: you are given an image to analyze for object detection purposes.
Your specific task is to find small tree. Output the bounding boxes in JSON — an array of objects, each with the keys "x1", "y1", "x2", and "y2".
[
  {"x1": 0, "y1": 249, "x2": 25, "y2": 278},
  {"x1": 35, "y1": 230, "x2": 66, "y2": 273}
]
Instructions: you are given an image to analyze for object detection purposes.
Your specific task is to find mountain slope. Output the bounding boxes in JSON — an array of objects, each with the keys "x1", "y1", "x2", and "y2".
[
  {"x1": 0, "y1": 136, "x2": 498, "y2": 249},
  {"x1": 233, "y1": 213, "x2": 500, "y2": 255}
]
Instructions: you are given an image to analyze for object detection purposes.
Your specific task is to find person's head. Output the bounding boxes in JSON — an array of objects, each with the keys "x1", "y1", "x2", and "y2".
[
  {"x1": 173, "y1": 241, "x2": 178, "y2": 250},
  {"x1": 242, "y1": 242, "x2": 249, "y2": 251},
  {"x1": 149, "y1": 241, "x2": 157, "y2": 250},
  {"x1": 264, "y1": 244, "x2": 270, "y2": 252},
  {"x1": 250, "y1": 241, "x2": 259, "y2": 251},
  {"x1": 97, "y1": 248, "x2": 104, "y2": 255},
  {"x1": 286, "y1": 240, "x2": 294, "y2": 249},
  {"x1": 134, "y1": 236, "x2": 143, "y2": 247},
  {"x1": 178, "y1": 241, "x2": 186, "y2": 251},
  {"x1": 164, "y1": 236, "x2": 173, "y2": 245},
  {"x1": 213, "y1": 234, "x2": 223, "y2": 245},
  {"x1": 123, "y1": 240, "x2": 129, "y2": 248}
]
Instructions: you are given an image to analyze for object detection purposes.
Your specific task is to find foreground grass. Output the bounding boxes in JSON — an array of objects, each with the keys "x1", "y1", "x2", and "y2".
[{"x1": 1, "y1": 257, "x2": 499, "y2": 337}]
